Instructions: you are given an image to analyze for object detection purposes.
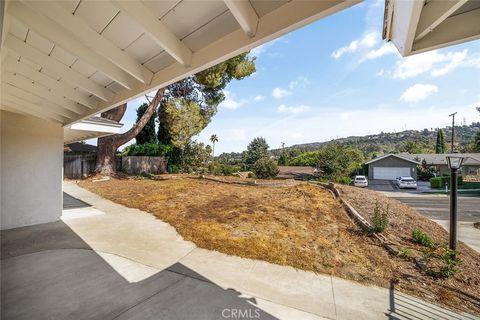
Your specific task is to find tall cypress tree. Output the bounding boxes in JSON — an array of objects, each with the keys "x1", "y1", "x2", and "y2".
[
  {"x1": 135, "y1": 103, "x2": 157, "y2": 145},
  {"x1": 435, "y1": 128, "x2": 445, "y2": 154}
]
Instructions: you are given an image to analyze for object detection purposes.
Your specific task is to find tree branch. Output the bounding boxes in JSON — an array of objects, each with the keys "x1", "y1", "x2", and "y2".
[{"x1": 114, "y1": 88, "x2": 165, "y2": 147}]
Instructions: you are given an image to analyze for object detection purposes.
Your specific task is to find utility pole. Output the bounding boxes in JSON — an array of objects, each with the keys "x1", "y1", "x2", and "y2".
[{"x1": 449, "y1": 112, "x2": 457, "y2": 153}]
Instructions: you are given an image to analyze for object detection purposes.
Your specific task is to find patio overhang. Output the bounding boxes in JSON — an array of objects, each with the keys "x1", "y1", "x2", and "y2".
[
  {"x1": 64, "y1": 116, "x2": 123, "y2": 144},
  {"x1": 383, "y1": 0, "x2": 480, "y2": 56},
  {"x1": 0, "y1": 0, "x2": 361, "y2": 126}
]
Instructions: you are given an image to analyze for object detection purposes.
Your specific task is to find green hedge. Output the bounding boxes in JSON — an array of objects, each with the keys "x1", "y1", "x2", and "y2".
[
  {"x1": 122, "y1": 143, "x2": 173, "y2": 156},
  {"x1": 430, "y1": 175, "x2": 463, "y2": 188}
]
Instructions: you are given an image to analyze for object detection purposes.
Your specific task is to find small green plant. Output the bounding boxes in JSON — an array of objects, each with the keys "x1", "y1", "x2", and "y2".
[
  {"x1": 398, "y1": 247, "x2": 412, "y2": 259},
  {"x1": 438, "y1": 248, "x2": 460, "y2": 278},
  {"x1": 247, "y1": 172, "x2": 256, "y2": 179},
  {"x1": 412, "y1": 228, "x2": 434, "y2": 247},
  {"x1": 370, "y1": 202, "x2": 389, "y2": 233}
]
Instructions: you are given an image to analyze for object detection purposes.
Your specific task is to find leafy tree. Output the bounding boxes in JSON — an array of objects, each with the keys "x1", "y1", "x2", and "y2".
[
  {"x1": 289, "y1": 151, "x2": 320, "y2": 166},
  {"x1": 96, "y1": 53, "x2": 255, "y2": 174},
  {"x1": 135, "y1": 103, "x2": 157, "y2": 145},
  {"x1": 178, "y1": 141, "x2": 212, "y2": 173},
  {"x1": 473, "y1": 131, "x2": 480, "y2": 152},
  {"x1": 244, "y1": 137, "x2": 270, "y2": 166},
  {"x1": 417, "y1": 159, "x2": 435, "y2": 181},
  {"x1": 161, "y1": 98, "x2": 208, "y2": 148},
  {"x1": 435, "y1": 129, "x2": 445, "y2": 154},
  {"x1": 158, "y1": 53, "x2": 256, "y2": 146},
  {"x1": 474, "y1": 107, "x2": 480, "y2": 152},
  {"x1": 253, "y1": 157, "x2": 279, "y2": 179},
  {"x1": 316, "y1": 144, "x2": 364, "y2": 180},
  {"x1": 210, "y1": 134, "x2": 218, "y2": 158},
  {"x1": 400, "y1": 140, "x2": 429, "y2": 154}
]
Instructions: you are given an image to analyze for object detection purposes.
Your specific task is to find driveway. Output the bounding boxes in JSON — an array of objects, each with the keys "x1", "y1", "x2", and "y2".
[
  {"x1": 2, "y1": 181, "x2": 476, "y2": 320},
  {"x1": 367, "y1": 179, "x2": 395, "y2": 191}
]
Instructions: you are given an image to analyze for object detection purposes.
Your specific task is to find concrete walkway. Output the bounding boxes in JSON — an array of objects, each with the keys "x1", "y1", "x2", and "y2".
[{"x1": 1, "y1": 181, "x2": 477, "y2": 320}]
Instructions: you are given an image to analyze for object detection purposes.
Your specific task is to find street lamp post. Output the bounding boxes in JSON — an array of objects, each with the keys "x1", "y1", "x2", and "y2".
[{"x1": 446, "y1": 155, "x2": 464, "y2": 250}]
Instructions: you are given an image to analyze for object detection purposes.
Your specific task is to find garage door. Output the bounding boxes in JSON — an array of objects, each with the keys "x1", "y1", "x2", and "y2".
[{"x1": 373, "y1": 167, "x2": 411, "y2": 180}]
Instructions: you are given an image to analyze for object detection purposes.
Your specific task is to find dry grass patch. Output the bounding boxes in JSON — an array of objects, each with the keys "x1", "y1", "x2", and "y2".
[
  {"x1": 79, "y1": 177, "x2": 480, "y2": 315},
  {"x1": 80, "y1": 177, "x2": 396, "y2": 286}
]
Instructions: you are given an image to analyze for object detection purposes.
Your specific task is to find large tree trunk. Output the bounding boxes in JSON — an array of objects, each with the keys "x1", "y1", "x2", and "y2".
[{"x1": 95, "y1": 89, "x2": 165, "y2": 174}]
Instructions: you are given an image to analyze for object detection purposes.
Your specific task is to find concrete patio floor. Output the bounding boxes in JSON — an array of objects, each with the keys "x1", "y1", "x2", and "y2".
[{"x1": 1, "y1": 181, "x2": 477, "y2": 320}]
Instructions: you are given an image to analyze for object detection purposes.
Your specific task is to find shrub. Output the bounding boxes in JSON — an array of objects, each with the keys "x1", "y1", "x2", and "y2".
[
  {"x1": 412, "y1": 228, "x2": 434, "y2": 247},
  {"x1": 247, "y1": 172, "x2": 256, "y2": 179},
  {"x1": 431, "y1": 175, "x2": 464, "y2": 189},
  {"x1": 209, "y1": 163, "x2": 241, "y2": 176},
  {"x1": 430, "y1": 177, "x2": 443, "y2": 188},
  {"x1": 370, "y1": 202, "x2": 389, "y2": 233},
  {"x1": 122, "y1": 143, "x2": 173, "y2": 156},
  {"x1": 168, "y1": 164, "x2": 179, "y2": 174},
  {"x1": 253, "y1": 157, "x2": 279, "y2": 179},
  {"x1": 335, "y1": 176, "x2": 352, "y2": 185}
]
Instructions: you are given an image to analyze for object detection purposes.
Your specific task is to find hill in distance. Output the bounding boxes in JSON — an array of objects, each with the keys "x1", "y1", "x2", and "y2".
[{"x1": 270, "y1": 122, "x2": 480, "y2": 156}]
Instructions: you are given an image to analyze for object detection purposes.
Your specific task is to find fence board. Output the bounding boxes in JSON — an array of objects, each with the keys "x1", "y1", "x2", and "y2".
[
  {"x1": 121, "y1": 156, "x2": 167, "y2": 174},
  {"x1": 64, "y1": 154, "x2": 96, "y2": 179}
]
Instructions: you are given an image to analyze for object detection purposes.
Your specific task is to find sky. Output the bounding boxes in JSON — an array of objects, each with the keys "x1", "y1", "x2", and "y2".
[{"x1": 102, "y1": 0, "x2": 480, "y2": 155}]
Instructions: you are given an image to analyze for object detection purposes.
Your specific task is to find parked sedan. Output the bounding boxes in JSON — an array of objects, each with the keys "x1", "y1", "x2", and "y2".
[
  {"x1": 353, "y1": 175, "x2": 368, "y2": 187},
  {"x1": 396, "y1": 176, "x2": 417, "y2": 189}
]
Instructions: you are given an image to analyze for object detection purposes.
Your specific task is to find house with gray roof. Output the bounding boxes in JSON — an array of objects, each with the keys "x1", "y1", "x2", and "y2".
[{"x1": 401, "y1": 153, "x2": 480, "y2": 176}]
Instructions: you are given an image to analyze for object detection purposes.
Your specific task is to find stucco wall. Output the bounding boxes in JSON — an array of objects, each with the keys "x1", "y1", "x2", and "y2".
[
  {"x1": 1, "y1": 111, "x2": 63, "y2": 230},
  {"x1": 368, "y1": 155, "x2": 417, "y2": 180}
]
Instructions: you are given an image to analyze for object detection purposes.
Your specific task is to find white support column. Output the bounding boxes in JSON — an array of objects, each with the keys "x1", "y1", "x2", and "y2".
[{"x1": 1, "y1": 110, "x2": 64, "y2": 230}]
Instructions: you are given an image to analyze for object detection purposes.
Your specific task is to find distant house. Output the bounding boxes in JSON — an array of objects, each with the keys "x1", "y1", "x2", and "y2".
[
  {"x1": 365, "y1": 154, "x2": 420, "y2": 180},
  {"x1": 64, "y1": 142, "x2": 97, "y2": 154},
  {"x1": 401, "y1": 153, "x2": 480, "y2": 176},
  {"x1": 365, "y1": 153, "x2": 480, "y2": 180}
]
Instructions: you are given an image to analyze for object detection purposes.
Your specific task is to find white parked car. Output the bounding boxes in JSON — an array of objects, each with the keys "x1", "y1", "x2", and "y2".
[
  {"x1": 396, "y1": 176, "x2": 417, "y2": 189},
  {"x1": 353, "y1": 175, "x2": 368, "y2": 187}
]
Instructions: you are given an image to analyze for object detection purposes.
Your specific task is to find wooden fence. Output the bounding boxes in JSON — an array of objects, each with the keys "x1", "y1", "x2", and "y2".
[
  {"x1": 121, "y1": 156, "x2": 167, "y2": 175},
  {"x1": 64, "y1": 155, "x2": 167, "y2": 178},
  {"x1": 64, "y1": 154, "x2": 96, "y2": 179}
]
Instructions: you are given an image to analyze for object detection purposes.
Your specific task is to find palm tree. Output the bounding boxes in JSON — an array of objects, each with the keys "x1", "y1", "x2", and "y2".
[{"x1": 210, "y1": 134, "x2": 218, "y2": 158}]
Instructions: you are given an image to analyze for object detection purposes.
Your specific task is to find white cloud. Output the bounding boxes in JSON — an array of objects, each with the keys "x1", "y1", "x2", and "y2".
[
  {"x1": 431, "y1": 50, "x2": 468, "y2": 76},
  {"x1": 366, "y1": 42, "x2": 398, "y2": 59},
  {"x1": 250, "y1": 38, "x2": 280, "y2": 57},
  {"x1": 219, "y1": 91, "x2": 247, "y2": 110},
  {"x1": 277, "y1": 104, "x2": 310, "y2": 114},
  {"x1": 289, "y1": 76, "x2": 310, "y2": 89},
  {"x1": 394, "y1": 49, "x2": 468, "y2": 79},
  {"x1": 254, "y1": 95, "x2": 265, "y2": 101},
  {"x1": 272, "y1": 87, "x2": 292, "y2": 99},
  {"x1": 331, "y1": 32, "x2": 379, "y2": 59},
  {"x1": 400, "y1": 84, "x2": 438, "y2": 103}
]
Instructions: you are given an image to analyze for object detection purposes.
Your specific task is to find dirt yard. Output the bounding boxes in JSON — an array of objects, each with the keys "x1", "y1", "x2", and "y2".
[{"x1": 79, "y1": 176, "x2": 480, "y2": 315}]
